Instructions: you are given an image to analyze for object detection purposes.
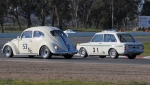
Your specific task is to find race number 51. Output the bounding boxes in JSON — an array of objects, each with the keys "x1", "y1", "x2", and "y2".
[{"x1": 23, "y1": 43, "x2": 27, "y2": 49}]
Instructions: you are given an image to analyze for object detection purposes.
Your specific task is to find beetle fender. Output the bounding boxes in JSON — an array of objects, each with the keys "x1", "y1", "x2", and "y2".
[
  {"x1": 38, "y1": 41, "x2": 55, "y2": 54},
  {"x1": 2, "y1": 42, "x2": 19, "y2": 55}
]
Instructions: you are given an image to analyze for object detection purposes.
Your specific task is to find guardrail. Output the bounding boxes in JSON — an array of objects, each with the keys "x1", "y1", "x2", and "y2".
[{"x1": 0, "y1": 32, "x2": 150, "y2": 38}]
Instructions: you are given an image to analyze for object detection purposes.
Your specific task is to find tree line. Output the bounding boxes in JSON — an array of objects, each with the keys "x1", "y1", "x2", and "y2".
[{"x1": 0, "y1": 0, "x2": 150, "y2": 33}]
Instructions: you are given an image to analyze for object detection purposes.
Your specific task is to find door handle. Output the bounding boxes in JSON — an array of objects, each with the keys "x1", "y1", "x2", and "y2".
[{"x1": 29, "y1": 40, "x2": 32, "y2": 42}]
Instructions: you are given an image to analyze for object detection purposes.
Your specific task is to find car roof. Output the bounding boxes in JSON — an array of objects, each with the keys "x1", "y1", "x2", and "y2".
[
  {"x1": 96, "y1": 31, "x2": 130, "y2": 35},
  {"x1": 24, "y1": 26, "x2": 61, "y2": 32}
]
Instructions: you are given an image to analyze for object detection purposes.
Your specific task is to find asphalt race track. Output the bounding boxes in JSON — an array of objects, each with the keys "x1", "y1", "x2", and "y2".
[{"x1": 0, "y1": 37, "x2": 150, "y2": 65}]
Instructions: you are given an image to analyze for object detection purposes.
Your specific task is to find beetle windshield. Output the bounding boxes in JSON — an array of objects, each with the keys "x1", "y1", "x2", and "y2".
[
  {"x1": 117, "y1": 34, "x2": 135, "y2": 42},
  {"x1": 50, "y1": 30, "x2": 67, "y2": 37}
]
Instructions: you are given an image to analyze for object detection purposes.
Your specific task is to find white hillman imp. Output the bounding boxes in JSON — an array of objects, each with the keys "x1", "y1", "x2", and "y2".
[{"x1": 76, "y1": 31, "x2": 144, "y2": 59}]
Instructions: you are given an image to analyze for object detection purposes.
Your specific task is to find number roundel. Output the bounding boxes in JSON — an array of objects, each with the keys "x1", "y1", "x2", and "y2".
[{"x1": 23, "y1": 43, "x2": 27, "y2": 49}]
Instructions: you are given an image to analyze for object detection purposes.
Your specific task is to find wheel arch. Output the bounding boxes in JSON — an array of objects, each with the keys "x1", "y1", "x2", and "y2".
[
  {"x1": 108, "y1": 48, "x2": 118, "y2": 55},
  {"x1": 38, "y1": 41, "x2": 54, "y2": 55},
  {"x1": 79, "y1": 47, "x2": 88, "y2": 55},
  {"x1": 2, "y1": 42, "x2": 19, "y2": 55}
]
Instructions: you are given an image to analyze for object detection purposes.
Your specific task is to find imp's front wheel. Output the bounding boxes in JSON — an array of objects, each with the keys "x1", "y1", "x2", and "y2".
[{"x1": 79, "y1": 47, "x2": 88, "y2": 58}]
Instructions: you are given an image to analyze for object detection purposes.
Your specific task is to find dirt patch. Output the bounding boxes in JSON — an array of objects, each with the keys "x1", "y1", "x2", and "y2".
[{"x1": 0, "y1": 61, "x2": 150, "y2": 82}]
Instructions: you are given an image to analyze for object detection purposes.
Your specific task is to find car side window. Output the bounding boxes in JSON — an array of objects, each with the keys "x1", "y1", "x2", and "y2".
[
  {"x1": 21, "y1": 31, "x2": 32, "y2": 38},
  {"x1": 104, "y1": 34, "x2": 116, "y2": 42},
  {"x1": 91, "y1": 34, "x2": 103, "y2": 42},
  {"x1": 33, "y1": 31, "x2": 44, "y2": 38}
]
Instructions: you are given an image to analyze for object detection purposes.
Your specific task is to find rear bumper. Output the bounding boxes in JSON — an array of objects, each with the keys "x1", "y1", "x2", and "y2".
[
  {"x1": 119, "y1": 50, "x2": 144, "y2": 55},
  {"x1": 53, "y1": 50, "x2": 78, "y2": 55}
]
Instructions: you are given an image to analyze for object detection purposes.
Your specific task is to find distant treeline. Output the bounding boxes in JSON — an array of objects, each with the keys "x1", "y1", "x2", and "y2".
[{"x1": 0, "y1": 0, "x2": 150, "y2": 33}]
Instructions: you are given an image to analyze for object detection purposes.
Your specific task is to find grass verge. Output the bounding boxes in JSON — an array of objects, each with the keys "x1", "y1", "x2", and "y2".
[
  {"x1": 0, "y1": 79, "x2": 149, "y2": 85},
  {"x1": 141, "y1": 42, "x2": 150, "y2": 56}
]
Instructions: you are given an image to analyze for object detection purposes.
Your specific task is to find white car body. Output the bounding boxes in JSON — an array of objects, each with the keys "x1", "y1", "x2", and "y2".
[
  {"x1": 1, "y1": 26, "x2": 78, "y2": 59},
  {"x1": 63, "y1": 29, "x2": 76, "y2": 33},
  {"x1": 77, "y1": 31, "x2": 144, "y2": 59}
]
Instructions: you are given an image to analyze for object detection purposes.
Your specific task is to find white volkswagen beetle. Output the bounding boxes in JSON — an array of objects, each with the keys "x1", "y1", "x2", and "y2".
[
  {"x1": 76, "y1": 31, "x2": 144, "y2": 59},
  {"x1": 1, "y1": 26, "x2": 78, "y2": 59}
]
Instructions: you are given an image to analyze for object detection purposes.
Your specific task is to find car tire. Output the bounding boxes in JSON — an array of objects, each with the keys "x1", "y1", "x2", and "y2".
[
  {"x1": 127, "y1": 54, "x2": 136, "y2": 59},
  {"x1": 109, "y1": 48, "x2": 118, "y2": 59},
  {"x1": 3, "y1": 45, "x2": 13, "y2": 58},
  {"x1": 40, "y1": 46, "x2": 52, "y2": 59},
  {"x1": 99, "y1": 56, "x2": 106, "y2": 58},
  {"x1": 79, "y1": 47, "x2": 88, "y2": 58},
  {"x1": 28, "y1": 55, "x2": 35, "y2": 58},
  {"x1": 64, "y1": 54, "x2": 73, "y2": 59}
]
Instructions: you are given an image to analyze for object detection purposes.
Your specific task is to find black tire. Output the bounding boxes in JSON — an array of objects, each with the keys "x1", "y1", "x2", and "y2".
[
  {"x1": 64, "y1": 54, "x2": 73, "y2": 59},
  {"x1": 99, "y1": 56, "x2": 106, "y2": 58},
  {"x1": 79, "y1": 47, "x2": 88, "y2": 58},
  {"x1": 3, "y1": 46, "x2": 13, "y2": 58},
  {"x1": 28, "y1": 55, "x2": 35, "y2": 58},
  {"x1": 109, "y1": 48, "x2": 118, "y2": 59},
  {"x1": 127, "y1": 54, "x2": 136, "y2": 59},
  {"x1": 40, "y1": 46, "x2": 52, "y2": 59}
]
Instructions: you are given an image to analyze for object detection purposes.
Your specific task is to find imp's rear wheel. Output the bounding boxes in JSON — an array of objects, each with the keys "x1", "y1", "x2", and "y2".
[
  {"x1": 40, "y1": 46, "x2": 52, "y2": 59},
  {"x1": 3, "y1": 46, "x2": 13, "y2": 58},
  {"x1": 109, "y1": 48, "x2": 118, "y2": 59}
]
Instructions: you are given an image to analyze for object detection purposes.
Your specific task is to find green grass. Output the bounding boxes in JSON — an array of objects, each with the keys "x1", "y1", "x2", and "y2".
[
  {"x1": 0, "y1": 79, "x2": 149, "y2": 85},
  {"x1": 141, "y1": 42, "x2": 150, "y2": 56}
]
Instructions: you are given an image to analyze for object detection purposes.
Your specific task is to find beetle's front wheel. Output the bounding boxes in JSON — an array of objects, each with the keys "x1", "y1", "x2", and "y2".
[{"x1": 3, "y1": 46, "x2": 13, "y2": 58}]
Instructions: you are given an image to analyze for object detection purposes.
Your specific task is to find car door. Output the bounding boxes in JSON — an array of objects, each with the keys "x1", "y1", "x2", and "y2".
[
  {"x1": 18, "y1": 31, "x2": 32, "y2": 54},
  {"x1": 102, "y1": 34, "x2": 117, "y2": 55},
  {"x1": 90, "y1": 34, "x2": 103, "y2": 55},
  {"x1": 31, "y1": 31, "x2": 44, "y2": 53}
]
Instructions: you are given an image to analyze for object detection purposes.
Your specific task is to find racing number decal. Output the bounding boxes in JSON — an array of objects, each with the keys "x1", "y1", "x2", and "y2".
[
  {"x1": 23, "y1": 43, "x2": 27, "y2": 49},
  {"x1": 93, "y1": 48, "x2": 99, "y2": 52}
]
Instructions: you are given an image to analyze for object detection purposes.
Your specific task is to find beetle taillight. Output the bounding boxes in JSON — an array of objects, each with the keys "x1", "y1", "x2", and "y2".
[
  {"x1": 55, "y1": 46, "x2": 59, "y2": 50},
  {"x1": 142, "y1": 45, "x2": 144, "y2": 50}
]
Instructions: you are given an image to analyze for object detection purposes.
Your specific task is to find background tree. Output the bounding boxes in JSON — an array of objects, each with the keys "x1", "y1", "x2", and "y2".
[
  {"x1": 48, "y1": 0, "x2": 71, "y2": 30},
  {"x1": 141, "y1": 0, "x2": 150, "y2": 16},
  {"x1": 35, "y1": 0, "x2": 50, "y2": 26},
  {"x1": 8, "y1": 0, "x2": 22, "y2": 29},
  {"x1": 18, "y1": 0, "x2": 37, "y2": 28},
  {"x1": 0, "y1": 0, "x2": 9, "y2": 33}
]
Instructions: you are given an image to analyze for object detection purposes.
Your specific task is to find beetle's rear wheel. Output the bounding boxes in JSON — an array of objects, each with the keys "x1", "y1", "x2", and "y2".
[
  {"x1": 40, "y1": 46, "x2": 52, "y2": 59},
  {"x1": 3, "y1": 46, "x2": 13, "y2": 58}
]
